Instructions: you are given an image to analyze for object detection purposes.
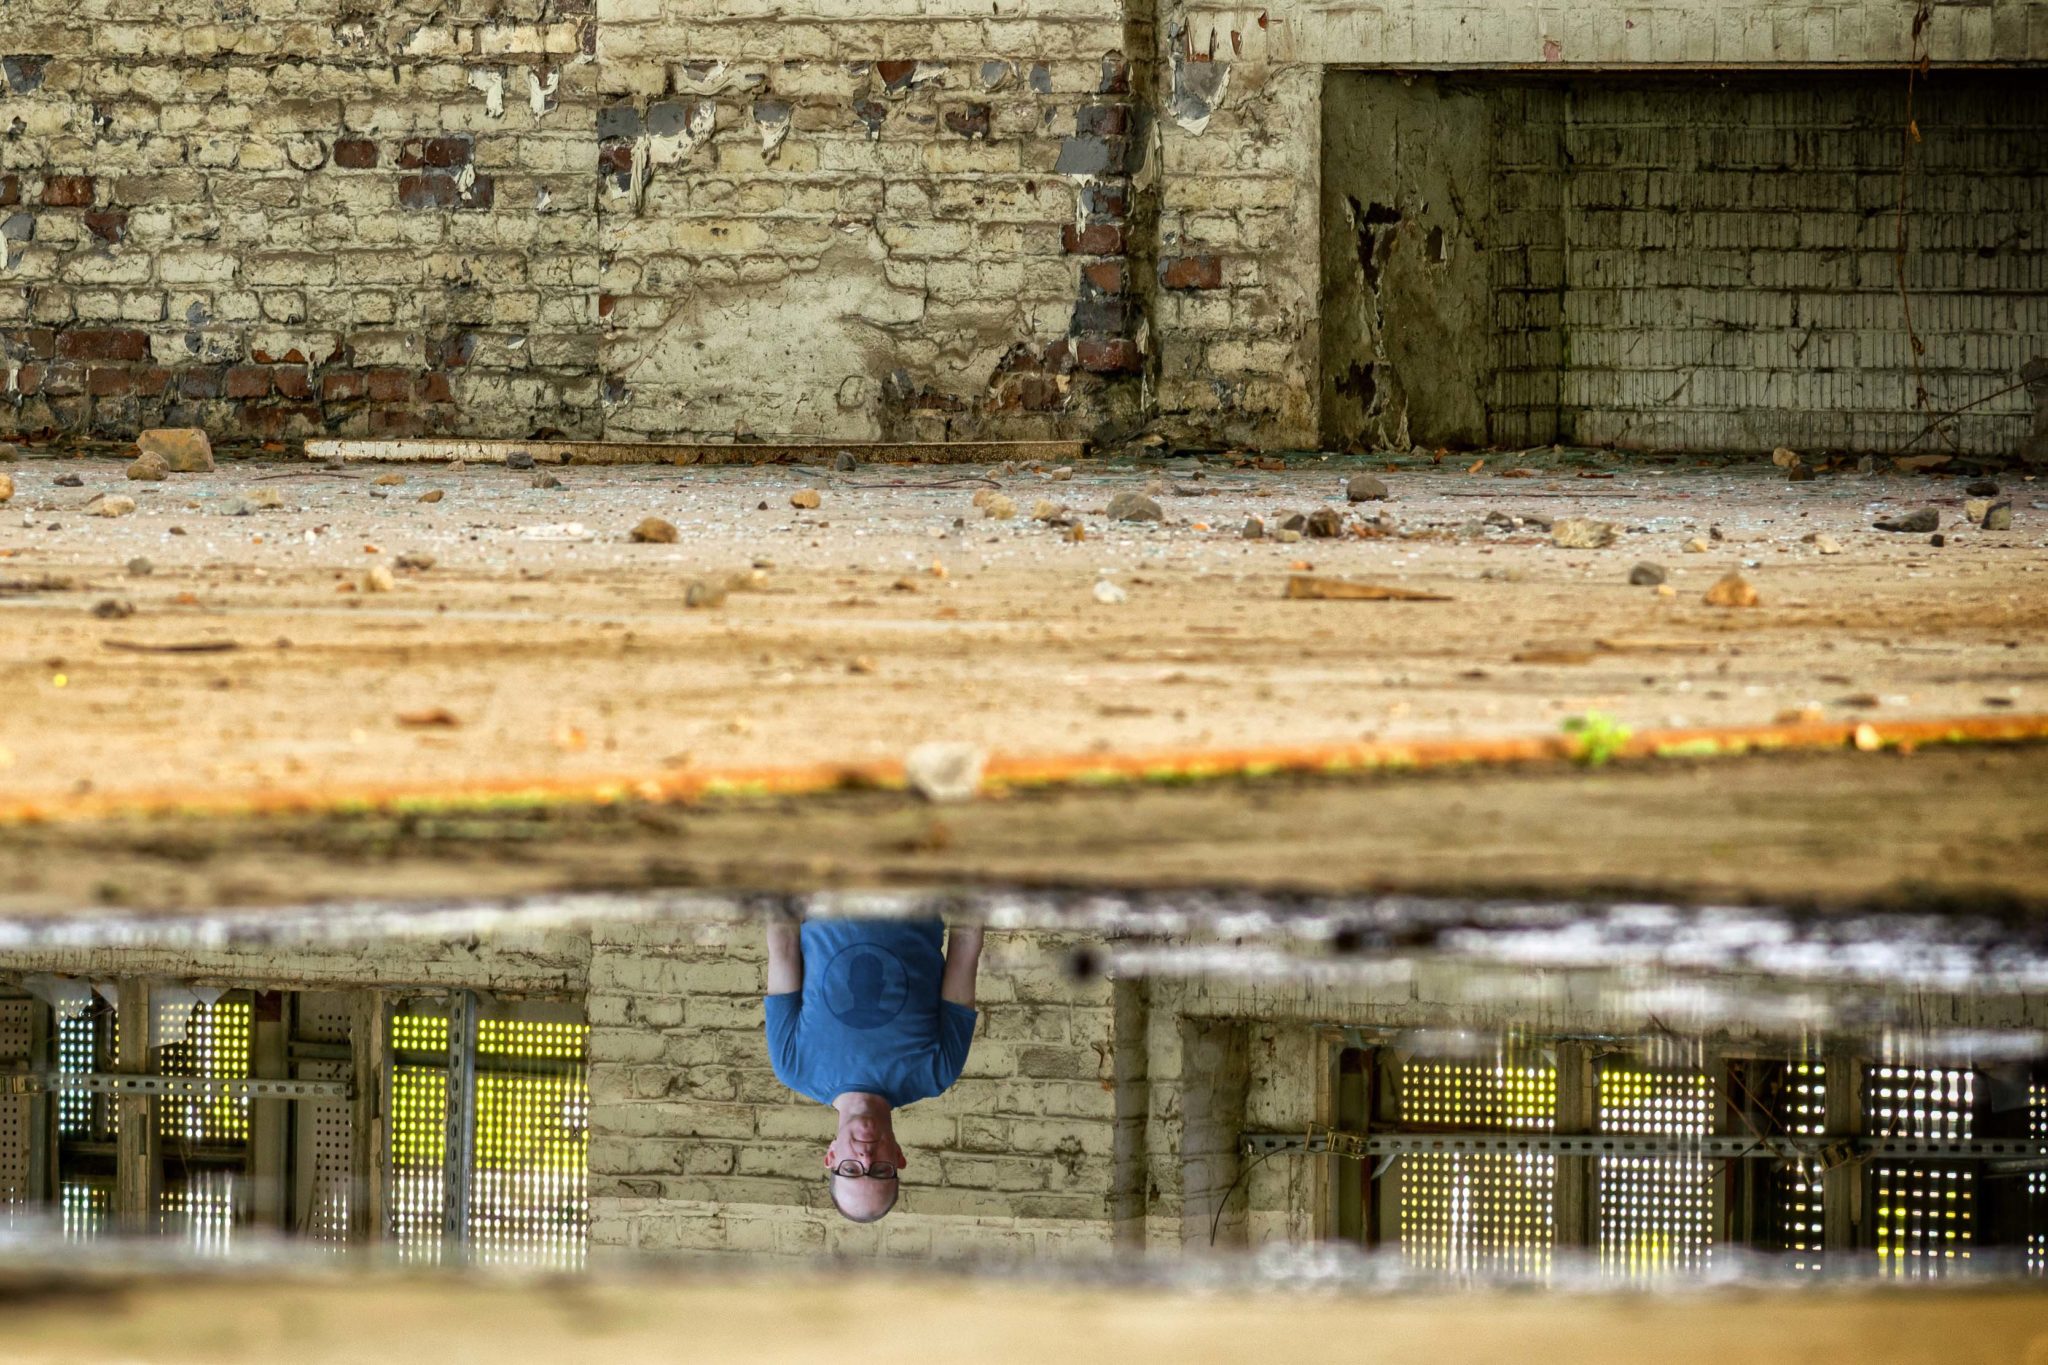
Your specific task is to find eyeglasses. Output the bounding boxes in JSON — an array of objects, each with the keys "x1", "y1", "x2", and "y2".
[{"x1": 829, "y1": 1159, "x2": 898, "y2": 1181}]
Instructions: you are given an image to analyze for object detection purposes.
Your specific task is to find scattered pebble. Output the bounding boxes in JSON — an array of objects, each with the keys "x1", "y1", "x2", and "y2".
[
  {"x1": 834, "y1": 451, "x2": 859, "y2": 472},
  {"x1": 395, "y1": 552, "x2": 436, "y2": 572},
  {"x1": 1703, "y1": 571, "x2": 1760, "y2": 608},
  {"x1": 136, "y1": 428, "x2": 214, "y2": 473},
  {"x1": 1984, "y1": 501, "x2": 2013, "y2": 531},
  {"x1": 0, "y1": 442, "x2": 16, "y2": 462},
  {"x1": 222, "y1": 490, "x2": 284, "y2": 516},
  {"x1": 1274, "y1": 528, "x2": 1303, "y2": 543},
  {"x1": 1345, "y1": 474, "x2": 1389, "y2": 502},
  {"x1": 1965, "y1": 499, "x2": 1992, "y2": 523},
  {"x1": 1092, "y1": 579, "x2": 1128, "y2": 605},
  {"x1": 127, "y1": 452, "x2": 168, "y2": 482},
  {"x1": 362, "y1": 566, "x2": 396, "y2": 593},
  {"x1": 1628, "y1": 562, "x2": 1667, "y2": 586},
  {"x1": 905, "y1": 741, "x2": 986, "y2": 803},
  {"x1": 791, "y1": 488, "x2": 821, "y2": 510},
  {"x1": 94, "y1": 496, "x2": 137, "y2": 518},
  {"x1": 1241, "y1": 516, "x2": 1265, "y2": 540},
  {"x1": 374, "y1": 473, "x2": 406, "y2": 486},
  {"x1": 1810, "y1": 534, "x2": 1843, "y2": 555},
  {"x1": 418, "y1": 489, "x2": 444, "y2": 504},
  {"x1": 54, "y1": 473, "x2": 83, "y2": 488},
  {"x1": 0, "y1": 473, "x2": 11, "y2": 504},
  {"x1": 1683, "y1": 537, "x2": 1710, "y2": 553},
  {"x1": 1551, "y1": 517, "x2": 1617, "y2": 549},
  {"x1": 92, "y1": 598, "x2": 135, "y2": 619},
  {"x1": 630, "y1": 516, "x2": 679, "y2": 544},
  {"x1": 980, "y1": 493, "x2": 1016, "y2": 520},
  {"x1": 1874, "y1": 507, "x2": 1939, "y2": 533},
  {"x1": 531, "y1": 474, "x2": 563, "y2": 490},
  {"x1": 1105, "y1": 492, "x2": 1162, "y2": 523},
  {"x1": 1305, "y1": 507, "x2": 1344, "y2": 538},
  {"x1": 683, "y1": 579, "x2": 727, "y2": 609},
  {"x1": 125, "y1": 557, "x2": 153, "y2": 577},
  {"x1": 1930, "y1": 533, "x2": 1946, "y2": 548},
  {"x1": 506, "y1": 451, "x2": 536, "y2": 470},
  {"x1": 1965, "y1": 479, "x2": 2001, "y2": 497}
]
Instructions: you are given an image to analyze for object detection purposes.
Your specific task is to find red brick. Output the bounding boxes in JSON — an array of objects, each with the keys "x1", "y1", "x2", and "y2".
[
  {"x1": 12, "y1": 362, "x2": 43, "y2": 394},
  {"x1": 598, "y1": 293, "x2": 617, "y2": 319},
  {"x1": 1076, "y1": 338, "x2": 1142, "y2": 373},
  {"x1": 598, "y1": 144, "x2": 633, "y2": 176},
  {"x1": 1061, "y1": 223, "x2": 1125, "y2": 256},
  {"x1": 419, "y1": 371, "x2": 454, "y2": 403},
  {"x1": 4, "y1": 328, "x2": 55, "y2": 359},
  {"x1": 365, "y1": 368, "x2": 413, "y2": 403},
  {"x1": 83, "y1": 210, "x2": 127, "y2": 245},
  {"x1": 320, "y1": 370, "x2": 367, "y2": 402},
  {"x1": 396, "y1": 135, "x2": 474, "y2": 169},
  {"x1": 224, "y1": 364, "x2": 273, "y2": 399},
  {"x1": 1160, "y1": 254, "x2": 1223, "y2": 289},
  {"x1": 179, "y1": 368, "x2": 223, "y2": 400},
  {"x1": 875, "y1": 59, "x2": 918, "y2": 89},
  {"x1": 0, "y1": 174, "x2": 17, "y2": 206},
  {"x1": 332, "y1": 138, "x2": 379, "y2": 169},
  {"x1": 1082, "y1": 260, "x2": 1128, "y2": 295},
  {"x1": 272, "y1": 366, "x2": 311, "y2": 399},
  {"x1": 41, "y1": 175, "x2": 94, "y2": 208},
  {"x1": 56, "y1": 328, "x2": 149, "y2": 362},
  {"x1": 368, "y1": 408, "x2": 425, "y2": 438},
  {"x1": 87, "y1": 367, "x2": 133, "y2": 397},
  {"x1": 1017, "y1": 375, "x2": 1066, "y2": 411}
]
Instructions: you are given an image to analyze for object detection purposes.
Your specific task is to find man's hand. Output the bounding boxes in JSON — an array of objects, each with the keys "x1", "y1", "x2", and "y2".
[
  {"x1": 940, "y1": 924, "x2": 984, "y2": 1008},
  {"x1": 765, "y1": 921, "x2": 803, "y2": 996}
]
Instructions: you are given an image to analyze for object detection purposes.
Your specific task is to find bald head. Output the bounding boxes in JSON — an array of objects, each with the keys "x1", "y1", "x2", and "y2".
[{"x1": 830, "y1": 1172, "x2": 900, "y2": 1222}]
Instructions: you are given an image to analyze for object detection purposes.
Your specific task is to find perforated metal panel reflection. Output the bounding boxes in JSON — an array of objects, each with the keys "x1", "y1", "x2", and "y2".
[
  {"x1": 1782, "y1": 1063, "x2": 1827, "y2": 1272},
  {"x1": 1597, "y1": 1067, "x2": 1715, "y2": 1277},
  {"x1": 1394, "y1": 1056, "x2": 1557, "y2": 1278},
  {"x1": 389, "y1": 1010, "x2": 588, "y2": 1268},
  {"x1": 1869, "y1": 1067, "x2": 1974, "y2": 1277},
  {"x1": 0, "y1": 997, "x2": 33, "y2": 1218}
]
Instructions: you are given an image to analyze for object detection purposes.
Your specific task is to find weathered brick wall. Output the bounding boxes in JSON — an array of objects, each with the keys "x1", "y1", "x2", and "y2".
[
  {"x1": 586, "y1": 919, "x2": 1133, "y2": 1261},
  {"x1": 0, "y1": 0, "x2": 602, "y2": 444}
]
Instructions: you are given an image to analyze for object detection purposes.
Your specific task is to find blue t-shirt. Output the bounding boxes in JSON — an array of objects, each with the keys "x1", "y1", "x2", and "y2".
[{"x1": 764, "y1": 919, "x2": 977, "y2": 1108}]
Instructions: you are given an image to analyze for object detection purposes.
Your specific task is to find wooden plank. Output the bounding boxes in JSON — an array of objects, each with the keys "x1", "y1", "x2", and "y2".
[
  {"x1": 114, "y1": 979, "x2": 157, "y2": 1232},
  {"x1": 303, "y1": 438, "x2": 1087, "y2": 466}
]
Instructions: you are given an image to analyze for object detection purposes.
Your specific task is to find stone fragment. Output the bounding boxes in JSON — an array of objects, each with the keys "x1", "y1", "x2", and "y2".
[
  {"x1": 790, "y1": 489, "x2": 821, "y2": 510},
  {"x1": 1964, "y1": 499, "x2": 1991, "y2": 523},
  {"x1": 374, "y1": 473, "x2": 406, "y2": 486},
  {"x1": 532, "y1": 473, "x2": 563, "y2": 490},
  {"x1": 1965, "y1": 479, "x2": 2001, "y2": 497},
  {"x1": 0, "y1": 473, "x2": 11, "y2": 504},
  {"x1": 94, "y1": 495, "x2": 136, "y2": 518},
  {"x1": 1551, "y1": 517, "x2": 1617, "y2": 549},
  {"x1": 1105, "y1": 491, "x2": 1162, "y2": 522},
  {"x1": 630, "y1": 516, "x2": 678, "y2": 543},
  {"x1": 126, "y1": 557, "x2": 152, "y2": 576},
  {"x1": 1304, "y1": 507, "x2": 1343, "y2": 538},
  {"x1": 1683, "y1": 537, "x2": 1710, "y2": 553},
  {"x1": 1274, "y1": 528, "x2": 1302, "y2": 543},
  {"x1": 980, "y1": 493, "x2": 1015, "y2": 520},
  {"x1": 904, "y1": 741, "x2": 985, "y2": 803},
  {"x1": 92, "y1": 598, "x2": 134, "y2": 619},
  {"x1": 1241, "y1": 515, "x2": 1265, "y2": 540},
  {"x1": 1628, "y1": 562, "x2": 1667, "y2": 586},
  {"x1": 834, "y1": 451, "x2": 858, "y2": 472},
  {"x1": 362, "y1": 565, "x2": 396, "y2": 593},
  {"x1": 54, "y1": 473, "x2": 82, "y2": 488},
  {"x1": 1930, "y1": 533, "x2": 1946, "y2": 548},
  {"x1": 136, "y1": 428, "x2": 213, "y2": 473},
  {"x1": 0, "y1": 442, "x2": 16, "y2": 462},
  {"x1": 1810, "y1": 534, "x2": 1843, "y2": 555},
  {"x1": 1092, "y1": 578, "x2": 1128, "y2": 604},
  {"x1": 1771, "y1": 447, "x2": 1802, "y2": 469},
  {"x1": 126, "y1": 452, "x2": 168, "y2": 481},
  {"x1": 418, "y1": 489, "x2": 443, "y2": 503},
  {"x1": 1984, "y1": 501, "x2": 2013, "y2": 531},
  {"x1": 1703, "y1": 571, "x2": 1759, "y2": 608},
  {"x1": 684, "y1": 579, "x2": 727, "y2": 609},
  {"x1": 1345, "y1": 474, "x2": 1389, "y2": 502},
  {"x1": 1788, "y1": 464, "x2": 1815, "y2": 482},
  {"x1": 395, "y1": 552, "x2": 436, "y2": 572},
  {"x1": 1873, "y1": 507, "x2": 1939, "y2": 533},
  {"x1": 506, "y1": 451, "x2": 536, "y2": 470},
  {"x1": 222, "y1": 489, "x2": 283, "y2": 515}
]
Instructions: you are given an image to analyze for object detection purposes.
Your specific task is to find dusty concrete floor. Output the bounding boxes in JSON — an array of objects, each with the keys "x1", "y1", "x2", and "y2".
[
  {"x1": 1, "y1": 1268, "x2": 2044, "y2": 1365},
  {"x1": 0, "y1": 450, "x2": 2040, "y2": 819}
]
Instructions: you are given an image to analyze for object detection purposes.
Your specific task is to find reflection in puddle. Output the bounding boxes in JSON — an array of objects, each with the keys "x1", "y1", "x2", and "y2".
[{"x1": 2, "y1": 891, "x2": 2046, "y2": 1286}]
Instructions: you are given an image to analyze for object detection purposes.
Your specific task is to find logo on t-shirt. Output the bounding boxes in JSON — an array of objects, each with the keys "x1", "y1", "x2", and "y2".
[{"x1": 820, "y1": 942, "x2": 911, "y2": 1029}]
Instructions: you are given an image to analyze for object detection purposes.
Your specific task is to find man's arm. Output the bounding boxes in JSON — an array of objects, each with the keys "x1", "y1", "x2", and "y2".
[
  {"x1": 765, "y1": 922, "x2": 803, "y2": 996},
  {"x1": 940, "y1": 925, "x2": 984, "y2": 1008}
]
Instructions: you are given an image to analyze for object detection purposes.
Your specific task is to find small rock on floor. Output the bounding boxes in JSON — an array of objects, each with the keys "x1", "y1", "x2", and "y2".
[
  {"x1": 531, "y1": 474, "x2": 563, "y2": 490},
  {"x1": 1874, "y1": 507, "x2": 1940, "y2": 533},
  {"x1": 1105, "y1": 491, "x2": 1162, "y2": 523},
  {"x1": 136, "y1": 428, "x2": 213, "y2": 473},
  {"x1": 418, "y1": 489, "x2": 443, "y2": 503},
  {"x1": 1552, "y1": 517, "x2": 1617, "y2": 549},
  {"x1": 1703, "y1": 571, "x2": 1760, "y2": 607},
  {"x1": 1966, "y1": 479, "x2": 2001, "y2": 497},
  {"x1": 834, "y1": 451, "x2": 859, "y2": 472},
  {"x1": 55, "y1": 473, "x2": 82, "y2": 487},
  {"x1": 362, "y1": 566, "x2": 396, "y2": 593},
  {"x1": 905, "y1": 741, "x2": 986, "y2": 803},
  {"x1": 126, "y1": 557, "x2": 153, "y2": 576},
  {"x1": 0, "y1": 473, "x2": 11, "y2": 504},
  {"x1": 1093, "y1": 579, "x2": 1128, "y2": 604},
  {"x1": 790, "y1": 489, "x2": 821, "y2": 510},
  {"x1": 1241, "y1": 516, "x2": 1265, "y2": 539},
  {"x1": 1628, "y1": 562, "x2": 1667, "y2": 586},
  {"x1": 1345, "y1": 473, "x2": 1388, "y2": 502},
  {"x1": 979, "y1": 493, "x2": 1016, "y2": 520},
  {"x1": 684, "y1": 579, "x2": 727, "y2": 609},
  {"x1": 1984, "y1": 501, "x2": 2014, "y2": 531},
  {"x1": 630, "y1": 516, "x2": 678, "y2": 543},
  {"x1": 92, "y1": 598, "x2": 134, "y2": 619},
  {"x1": 1305, "y1": 507, "x2": 1344, "y2": 538},
  {"x1": 127, "y1": 452, "x2": 168, "y2": 481},
  {"x1": 1809, "y1": 534, "x2": 1843, "y2": 555},
  {"x1": 94, "y1": 496, "x2": 137, "y2": 518},
  {"x1": 506, "y1": 451, "x2": 536, "y2": 470}
]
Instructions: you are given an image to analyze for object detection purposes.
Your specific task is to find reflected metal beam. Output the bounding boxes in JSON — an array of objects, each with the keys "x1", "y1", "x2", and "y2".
[
  {"x1": 1243, "y1": 1131, "x2": 2048, "y2": 1162},
  {"x1": 3, "y1": 1073, "x2": 349, "y2": 1100}
]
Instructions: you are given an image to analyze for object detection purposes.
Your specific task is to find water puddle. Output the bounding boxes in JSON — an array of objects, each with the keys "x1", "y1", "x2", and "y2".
[{"x1": 2, "y1": 889, "x2": 2044, "y2": 1289}]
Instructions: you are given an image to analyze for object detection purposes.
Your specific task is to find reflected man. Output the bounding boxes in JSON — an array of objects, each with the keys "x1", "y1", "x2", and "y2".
[{"x1": 764, "y1": 917, "x2": 984, "y2": 1222}]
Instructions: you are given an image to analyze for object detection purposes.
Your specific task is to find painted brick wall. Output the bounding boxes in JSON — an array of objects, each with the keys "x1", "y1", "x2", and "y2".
[{"x1": 0, "y1": 0, "x2": 602, "y2": 443}]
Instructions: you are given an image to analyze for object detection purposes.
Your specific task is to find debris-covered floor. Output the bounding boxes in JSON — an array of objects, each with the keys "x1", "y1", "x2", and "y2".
[{"x1": 0, "y1": 448, "x2": 2038, "y2": 816}]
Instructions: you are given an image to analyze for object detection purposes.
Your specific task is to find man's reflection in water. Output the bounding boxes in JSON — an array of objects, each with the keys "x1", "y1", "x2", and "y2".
[{"x1": 765, "y1": 916, "x2": 984, "y2": 1222}]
